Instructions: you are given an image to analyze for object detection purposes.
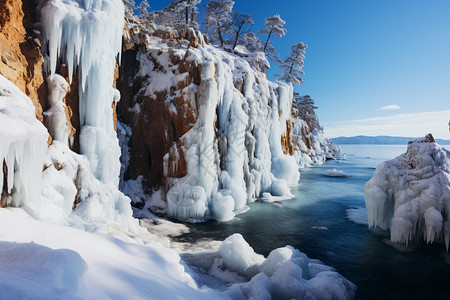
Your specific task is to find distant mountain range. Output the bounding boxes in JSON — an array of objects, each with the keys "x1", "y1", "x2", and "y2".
[{"x1": 330, "y1": 136, "x2": 450, "y2": 145}]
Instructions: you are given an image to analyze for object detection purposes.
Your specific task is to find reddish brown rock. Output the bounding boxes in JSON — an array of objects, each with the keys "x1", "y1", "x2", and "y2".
[
  {"x1": 0, "y1": 0, "x2": 47, "y2": 121},
  {"x1": 281, "y1": 120, "x2": 295, "y2": 156}
]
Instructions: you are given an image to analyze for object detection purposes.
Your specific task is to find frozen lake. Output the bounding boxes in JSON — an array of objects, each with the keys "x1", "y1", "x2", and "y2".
[{"x1": 175, "y1": 144, "x2": 450, "y2": 299}]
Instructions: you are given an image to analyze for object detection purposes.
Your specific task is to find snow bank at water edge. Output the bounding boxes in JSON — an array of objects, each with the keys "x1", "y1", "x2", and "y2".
[{"x1": 365, "y1": 135, "x2": 450, "y2": 250}]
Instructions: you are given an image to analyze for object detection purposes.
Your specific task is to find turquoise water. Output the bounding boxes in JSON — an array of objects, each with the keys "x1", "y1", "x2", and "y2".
[{"x1": 176, "y1": 145, "x2": 450, "y2": 299}]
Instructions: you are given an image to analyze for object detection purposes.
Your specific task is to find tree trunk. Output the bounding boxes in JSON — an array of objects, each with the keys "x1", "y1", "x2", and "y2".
[
  {"x1": 263, "y1": 30, "x2": 272, "y2": 53},
  {"x1": 232, "y1": 25, "x2": 242, "y2": 51},
  {"x1": 217, "y1": 21, "x2": 224, "y2": 47}
]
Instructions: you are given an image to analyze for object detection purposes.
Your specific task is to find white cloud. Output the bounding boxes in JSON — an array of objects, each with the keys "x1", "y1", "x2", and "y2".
[
  {"x1": 379, "y1": 104, "x2": 401, "y2": 111},
  {"x1": 324, "y1": 110, "x2": 450, "y2": 139}
]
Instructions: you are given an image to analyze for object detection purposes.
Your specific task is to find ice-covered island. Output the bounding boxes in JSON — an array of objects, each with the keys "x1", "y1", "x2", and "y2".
[{"x1": 365, "y1": 134, "x2": 450, "y2": 250}]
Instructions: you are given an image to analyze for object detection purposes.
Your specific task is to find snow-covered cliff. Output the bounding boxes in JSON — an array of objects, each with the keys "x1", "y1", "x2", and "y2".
[
  {"x1": 365, "y1": 134, "x2": 450, "y2": 250},
  {"x1": 117, "y1": 21, "x2": 340, "y2": 222}
]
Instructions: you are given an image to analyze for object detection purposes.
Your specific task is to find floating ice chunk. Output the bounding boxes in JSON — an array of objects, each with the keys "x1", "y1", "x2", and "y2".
[
  {"x1": 324, "y1": 169, "x2": 349, "y2": 178},
  {"x1": 365, "y1": 137, "x2": 450, "y2": 249}
]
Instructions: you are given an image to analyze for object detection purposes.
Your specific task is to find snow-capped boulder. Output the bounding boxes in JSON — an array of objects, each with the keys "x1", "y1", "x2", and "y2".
[{"x1": 365, "y1": 134, "x2": 450, "y2": 250}]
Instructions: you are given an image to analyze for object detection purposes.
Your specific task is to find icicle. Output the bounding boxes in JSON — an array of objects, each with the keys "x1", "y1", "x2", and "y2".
[{"x1": 41, "y1": 0, "x2": 124, "y2": 186}]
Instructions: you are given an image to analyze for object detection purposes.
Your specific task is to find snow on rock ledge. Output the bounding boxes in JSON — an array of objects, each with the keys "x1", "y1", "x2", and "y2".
[
  {"x1": 365, "y1": 135, "x2": 450, "y2": 250},
  {"x1": 0, "y1": 75, "x2": 48, "y2": 210}
]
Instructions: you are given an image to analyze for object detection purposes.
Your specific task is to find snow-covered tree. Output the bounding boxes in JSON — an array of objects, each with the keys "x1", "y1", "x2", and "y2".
[
  {"x1": 294, "y1": 94, "x2": 322, "y2": 130},
  {"x1": 137, "y1": 0, "x2": 150, "y2": 19},
  {"x1": 123, "y1": 0, "x2": 136, "y2": 19},
  {"x1": 162, "y1": 0, "x2": 202, "y2": 28},
  {"x1": 257, "y1": 14, "x2": 286, "y2": 62},
  {"x1": 243, "y1": 31, "x2": 262, "y2": 52},
  {"x1": 228, "y1": 12, "x2": 254, "y2": 51},
  {"x1": 276, "y1": 42, "x2": 307, "y2": 85},
  {"x1": 203, "y1": 0, "x2": 234, "y2": 47}
]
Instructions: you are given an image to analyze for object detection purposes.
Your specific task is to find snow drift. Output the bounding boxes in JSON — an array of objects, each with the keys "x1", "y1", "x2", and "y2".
[{"x1": 365, "y1": 135, "x2": 450, "y2": 250}]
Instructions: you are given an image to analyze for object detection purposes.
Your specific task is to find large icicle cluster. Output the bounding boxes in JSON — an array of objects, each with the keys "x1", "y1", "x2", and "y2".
[
  {"x1": 40, "y1": 0, "x2": 124, "y2": 185},
  {"x1": 0, "y1": 75, "x2": 48, "y2": 211},
  {"x1": 145, "y1": 43, "x2": 300, "y2": 222},
  {"x1": 365, "y1": 136, "x2": 450, "y2": 250}
]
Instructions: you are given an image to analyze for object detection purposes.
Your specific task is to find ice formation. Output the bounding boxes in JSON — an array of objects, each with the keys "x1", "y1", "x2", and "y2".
[
  {"x1": 44, "y1": 74, "x2": 71, "y2": 146},
  {"x1": 0, "y1": 75, "x2": 48, "y2": 211},
  {"x1": 40, "y1": 0, "x2": 124, "y2": 186},
  {"x1": 125, "y1": 30, "x2": 301, "y2": 222},
  {"x1": 41, "y1": 141, "x2": 141, "y2": 234},
  {"x1": 365, "y1": 136, "x2": 450, "y2": 250},
  {"x1": 292, "y1": 118, "x2": 342, "y2": 168},
  {"x1": 188, "y1": 233, "x2": 356, "y2": 299}
]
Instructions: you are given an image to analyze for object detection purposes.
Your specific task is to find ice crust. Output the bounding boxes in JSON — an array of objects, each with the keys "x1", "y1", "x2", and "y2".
[
  {"x1": 40, "y1": 0, "x2": 124, "y2": 186},
  {"x1": 365, "y1": 139, "x2": 450, "y2": 250},
  {"x1": 0, "y1": 75, "x2": 48, "y2": 211}
]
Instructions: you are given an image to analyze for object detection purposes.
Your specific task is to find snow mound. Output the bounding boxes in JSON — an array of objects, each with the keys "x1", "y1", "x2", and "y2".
[
  {"x1": 0, "y1": 75, "x2": 48, "y2": 212},
  {"x1": 217, "y1": 234, "x2": 356, "y2": 299},
  {"x1": 324, "y1": 169, "x2": 349, "y2": 178},
  {"x1": 365, "y1": 136, "x2": 450, "y2": 250},
  {"x1": 0, "y1": 241, "x2": 87, "y2": 299}
]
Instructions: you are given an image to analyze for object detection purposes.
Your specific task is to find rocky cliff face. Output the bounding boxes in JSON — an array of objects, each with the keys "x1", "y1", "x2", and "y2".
[
  {"x1": 1, "y1": 2, "x2": 339, "y2": 222},
  {"x1": 0, "y1": 0, "x2": 46, "y2": 121}
]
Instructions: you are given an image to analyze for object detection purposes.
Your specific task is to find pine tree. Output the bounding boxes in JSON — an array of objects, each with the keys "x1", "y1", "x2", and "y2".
[
  {"x1": 162, "y1": 0, "x2": 202, "y2": 28},
  {"x1": 228, "y1": 12, "x2": 254, "y2": 51},
  {"x1": 204, "y1": 0, "x2": 234, "y2": 47},
  {"x1": 257, "y1": 14, "x2": 286, "y2": 62},
  {"x1": 294, "y1": 93, "x2": 322, "y2": 130},
  {"x1": 276, "y1": 42, "x2": 307, "y2": 85}
]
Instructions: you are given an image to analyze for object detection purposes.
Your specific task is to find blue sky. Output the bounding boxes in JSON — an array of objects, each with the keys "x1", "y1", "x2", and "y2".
[{"x1": 148, "y1": 1, "x2": 450, "y2": 138}]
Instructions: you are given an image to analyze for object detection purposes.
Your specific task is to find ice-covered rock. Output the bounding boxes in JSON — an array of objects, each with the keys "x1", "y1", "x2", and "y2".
[
  {"x1": 118, "y1": 25, "x2": 300, "y2": 222},
  {"x1": 324, "y1": 169, "x2": 349, "y2": 178},
  {"x1": 365, "y1": 135, "x2": 450, "y2": 250},
  {"x1": 0, "y1": 75, "x2": 48, "y2": 211},
  {"x1": 292, "y1": 118, "x2": 343, "y2": 168}
]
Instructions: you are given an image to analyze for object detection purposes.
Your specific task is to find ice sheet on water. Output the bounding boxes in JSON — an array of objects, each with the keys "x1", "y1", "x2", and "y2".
[{"x1": 346, "y1": 208, "x2": 368, "y2": 225}]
